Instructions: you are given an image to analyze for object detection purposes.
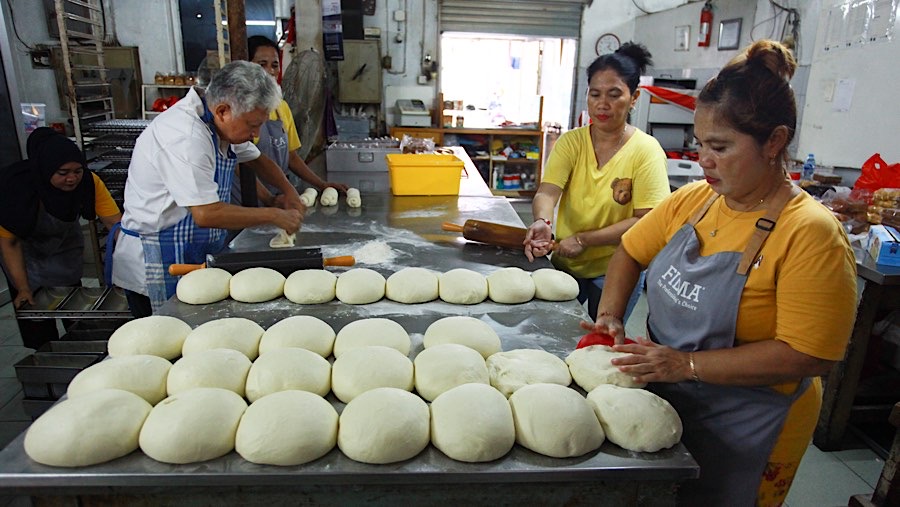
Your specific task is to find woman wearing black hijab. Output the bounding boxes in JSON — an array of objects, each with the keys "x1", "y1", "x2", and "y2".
[{"x1": 0, "y1": 127, "x2": 121, "y2": 349}]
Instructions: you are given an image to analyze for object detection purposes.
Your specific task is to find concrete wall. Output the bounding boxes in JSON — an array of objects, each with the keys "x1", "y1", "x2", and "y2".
[{"x1": 3, "y1": 0, "x2": 896, "y2": 173}]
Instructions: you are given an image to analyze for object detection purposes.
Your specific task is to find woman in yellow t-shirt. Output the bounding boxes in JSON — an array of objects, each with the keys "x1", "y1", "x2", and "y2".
[
  {"x1": 524, "y1": 42, "x2": 670, "y2": 321},
  {"x1": 231, "y1": 35, "x2": 347, "y2": 207},
  {"x1": 586, "y1": 41, "x2": 857, "y2": 506},
  {"x1": 0, "y1": 128, "x2": 121, "y2": 349}
]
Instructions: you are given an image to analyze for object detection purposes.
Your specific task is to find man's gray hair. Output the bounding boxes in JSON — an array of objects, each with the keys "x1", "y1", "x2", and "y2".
[{"x1": 206, "y1": 60, "x2": 281, "y2": 116}]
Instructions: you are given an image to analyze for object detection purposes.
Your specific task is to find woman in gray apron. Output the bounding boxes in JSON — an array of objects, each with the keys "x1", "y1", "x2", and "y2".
[
  {"x1": 584, "y1": 41, "x2": 857, "y2": 506},
  {"x1": 231, "y1": 35, "x2": 348, "y2": 208},
  {"x1": 0, "y1": 128, "x2": 121, "y2": 349}
]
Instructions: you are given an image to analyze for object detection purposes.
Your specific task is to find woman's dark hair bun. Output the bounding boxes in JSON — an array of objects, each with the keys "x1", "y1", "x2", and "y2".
[{"x1": 616, "y1": 42, "x2": 653, "y2": 75}]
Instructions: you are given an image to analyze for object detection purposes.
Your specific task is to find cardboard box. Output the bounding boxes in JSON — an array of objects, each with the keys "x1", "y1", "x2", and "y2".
[
  {"x1": 866, "y1": 224, "x2": 900, "y2": 266},
  {"x1": 386, "y1": 154, "x2": 464, "y2": 196}
]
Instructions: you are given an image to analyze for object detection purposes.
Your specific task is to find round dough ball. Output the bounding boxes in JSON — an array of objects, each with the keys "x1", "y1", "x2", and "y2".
[
  {"x1": 108, "y1": 315, "x2": 192, "y2": 360},
  {"x1": 565, "y1": 345, "x2": 647, "y2": 391},
  {"x1": 586, "y1": 385, "x2": 682, "y2": 453},
  {"x1": 335, "y1": 268, "x2": 386, "y2": 304},
  {"x1": 167, "y1": 348, "x2": 252, "y2": 397},
  {"x1": 67, "y1": 355, "x2": 172, "y2": 405},
  {"x1": 531, "y1": 268, "x2": 579, "y2": 301},
  {"x1": 259, "y1": 315, "x2": 336, "y2": 357},
  {"x1": 182, "y1": 317, "x2": 264, "y2": 360},
  {"x1": 423, "y1": 316, "x2": 501, "y2": 359},
  {"x1": 236, "y1": 390, "x2": 338, "y2": 466},
  {"x1": 245, "y1": 348, "x2": 332, "y2": 402},
  {"x1": 486, "y1": 267, "x2": 535, "y2": 304},
  {"x1": 486, "y1": 349, "x2": 572, "y2": 398},
  {"x1": 509, "y1": 383, "x2": 605, "y2": 458},
  {"x1": 230, "y1": 267, "x2": 286, "y2": 303},
  {"x1": 385, "y1": 267, "x2": 439, "y2": 304},
  {"x1": 333, "y1": 318, "x2": 410, "y2": 358},
  {"x1": 414, "y1": 344, "x2": 489, "y2": 402},
  {"x1": 439, "y1": 268, "x2": 488, "y2": 304},
  {"x1": 139, "y1": 387, "x2": 247, "y2": 464},
  {"x1": 431, "y1": 383, "x2": 515, "y2": 462},
  {"x1": 331, "y1": 346, "x2": 414, "y2": 403},
  {"x1": 284, "y1": 269, "x2": 336, "y2": 304},
  {"x1": 25, "y1": 389, "x2": 151, "y2": 467},
  {"x1": 176, "y1": 267, "x2": 232, "y2": 304},
  {"x1": 338, "y1": 387, "x2": 430, "y2": 464}
]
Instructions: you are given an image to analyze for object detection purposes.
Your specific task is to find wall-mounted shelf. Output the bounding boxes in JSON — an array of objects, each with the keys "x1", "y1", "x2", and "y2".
[{"x1": 141, "y1": 84, "x2": 192, "y2": 120}]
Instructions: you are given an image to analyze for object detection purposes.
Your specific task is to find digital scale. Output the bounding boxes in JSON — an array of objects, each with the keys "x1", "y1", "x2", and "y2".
[{"x1": 396, "y1": 99, "x2": 431, "y2": 127}]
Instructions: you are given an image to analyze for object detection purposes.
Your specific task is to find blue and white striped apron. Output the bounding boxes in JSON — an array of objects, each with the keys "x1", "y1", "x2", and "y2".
[{"x1": 121, "y1": 98, "x2": 236, "y2": 311}]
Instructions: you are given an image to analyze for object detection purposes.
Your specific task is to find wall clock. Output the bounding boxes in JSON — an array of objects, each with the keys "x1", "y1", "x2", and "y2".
[
  {"x1": 595, "y1": 33, "x2": 621, "y2": 56},
  {"x1": 337, "y1": 40, "x2": 382, "y2": 104}
]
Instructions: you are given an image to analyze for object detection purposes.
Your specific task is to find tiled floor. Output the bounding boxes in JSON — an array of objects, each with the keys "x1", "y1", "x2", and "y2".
[
  {"x1": 508, "y1": 197, "x2": 887, "y2": 506},
  {"x1": 0, "y1": 201, "x2": 888, "y2": 505}
]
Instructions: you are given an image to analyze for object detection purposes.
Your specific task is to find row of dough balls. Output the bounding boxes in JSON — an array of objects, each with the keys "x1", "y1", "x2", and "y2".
[
  {"x1": 27, "y1": 314, "x2": 682, "y2": 466},
  {"x1": 103, "y1": 315, "x2": 652, "y2": 396},
  {"x1": 104, "y1": 314, "x2": 503, "y2": 362},
  {"x1": 25, "y1": 380, "x2": 681, "y2": 469},
  {"x1": 176, "y1": 266, "x2": 579, "y2": 306}
]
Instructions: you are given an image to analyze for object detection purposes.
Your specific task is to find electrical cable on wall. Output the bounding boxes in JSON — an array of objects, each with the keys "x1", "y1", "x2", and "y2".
[
  {"x1": 5, "y1": 0, "x2": 35, "y2": 51},
  {"x1": 386, "y1": 0, "x2": 407, "y2": 75}
]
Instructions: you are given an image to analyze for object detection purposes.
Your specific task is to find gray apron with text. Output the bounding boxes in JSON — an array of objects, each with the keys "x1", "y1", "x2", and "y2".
[
  {"x1": 230, "y1": 114, "x2": 291, "y2": 205},
  {"x1": 644, "y1": 184, "x2": 809, "y2": 506},
  {"x1": 21, "y1": 206, "x2": 84, "y2": 290}
]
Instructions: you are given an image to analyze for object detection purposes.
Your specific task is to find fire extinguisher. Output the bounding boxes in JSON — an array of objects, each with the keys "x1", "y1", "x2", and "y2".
[{"x1": 698, "y1": 1, "x2": 713, "y2": 47}]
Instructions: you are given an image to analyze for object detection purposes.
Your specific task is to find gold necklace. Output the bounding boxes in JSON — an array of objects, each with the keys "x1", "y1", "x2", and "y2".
[
  {"x1": 709, "y1": 197, "x2": 765, "y2": 237},
  {"x1": 594, "y1": 125, "x2": 628, "y2": 169}
]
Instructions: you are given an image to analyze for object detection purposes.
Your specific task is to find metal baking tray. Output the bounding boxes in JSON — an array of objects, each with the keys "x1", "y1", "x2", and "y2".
[
  {"x1": 58, "y1": 287, "x2": 105, "y2": 311},
  {"x1": 21, "y1": 399, "x2": 55, "y2": 421},
  {"x1": 24, "y1": 287, "x2": 76, "y2": 312},
  {"x1": 93, "y1": 287, "x2": 129, "y2": 312},
  {"x1": 36, "y1": 341, "x2": 108, "y2": 355},
  {"x1": 16, "y1": 287, "x2": 132, "y2": 319},
  {"x1": 14, "y1": 353, "x2": 102, "y2": 400}
]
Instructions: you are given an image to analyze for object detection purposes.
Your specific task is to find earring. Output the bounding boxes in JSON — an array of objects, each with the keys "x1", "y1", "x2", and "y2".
[{"x1": 769, "y1": 158, "x2": 776, "y2": 166}]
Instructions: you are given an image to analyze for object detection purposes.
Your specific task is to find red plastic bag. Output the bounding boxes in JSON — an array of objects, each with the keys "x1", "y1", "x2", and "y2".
[{"x1": 854, "y1": 153, "x2": 900, "y2": 195}]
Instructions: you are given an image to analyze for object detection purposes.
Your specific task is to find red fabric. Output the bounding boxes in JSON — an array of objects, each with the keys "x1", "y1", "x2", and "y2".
[{"x1": 640, "y1": 85, "x2": 697, "y2": 112}]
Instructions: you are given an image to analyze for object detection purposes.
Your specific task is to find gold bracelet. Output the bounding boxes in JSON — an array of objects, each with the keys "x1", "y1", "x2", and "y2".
[
  {"x1": 689, "y1": 352, "x2": 701, "y2": 382},
  {"x1": 575, "y1": 234, "x2": 585, "y2": 247}
]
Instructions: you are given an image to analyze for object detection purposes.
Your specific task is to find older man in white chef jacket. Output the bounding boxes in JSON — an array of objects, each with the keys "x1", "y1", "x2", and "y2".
[{"x1": 112, "y1": 61, "x2": 304, "y2": 317}]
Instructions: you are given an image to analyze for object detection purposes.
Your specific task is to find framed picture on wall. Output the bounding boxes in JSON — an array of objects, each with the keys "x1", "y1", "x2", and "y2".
[{"x1": 718, "y1": 18, "x2": 742, "y2": 50}]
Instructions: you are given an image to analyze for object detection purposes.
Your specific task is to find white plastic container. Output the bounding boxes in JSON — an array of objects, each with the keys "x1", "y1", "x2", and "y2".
[{"x1": 21, "y1": 103, "x2": 46, "y2": 134}]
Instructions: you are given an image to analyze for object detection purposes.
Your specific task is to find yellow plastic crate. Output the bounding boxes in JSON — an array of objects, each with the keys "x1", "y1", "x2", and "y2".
[{"x1": 386, "y1": 154, "x2": 465, "y2": 196}]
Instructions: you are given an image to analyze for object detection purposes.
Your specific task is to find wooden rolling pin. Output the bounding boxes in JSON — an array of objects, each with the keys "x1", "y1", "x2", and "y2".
[{"x1": 442, "y1": 219, "x2": 556, "y2": 251}]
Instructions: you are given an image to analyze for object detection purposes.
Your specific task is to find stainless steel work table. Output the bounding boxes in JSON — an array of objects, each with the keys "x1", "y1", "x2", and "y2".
[{"x1": 0, "y1": 189, "x2": 699, "y2": 506}]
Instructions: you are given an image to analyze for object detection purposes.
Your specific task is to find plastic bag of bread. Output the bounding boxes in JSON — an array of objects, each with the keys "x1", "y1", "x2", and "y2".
[
  {"x1": 399, "y1": 134, "x2": 436, "y2": 154},
  {"x1": 873, "y1": 188, "x2": 900, "y2": 208}
]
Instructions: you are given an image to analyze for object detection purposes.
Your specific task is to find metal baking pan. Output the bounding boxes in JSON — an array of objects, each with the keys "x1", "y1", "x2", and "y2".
[
  {"x1": 63, "y1": 320, "x2": 125, "y2": 341},
  {"x1": 92, "y1": 287, "x2": 129, "y2": 312},
  {"x1": 21, "y1": 399, "x2": 56, "y2": 421},
  {"x1": 17, "y1": 286, "x2": 133, "y2": 319},
  {"x1": 14, "y1": 353, "x2": 102, "y2": 400},
  {"x1": 58, "y1": 287, "x2": 106, "y2": 311},
  {"x1": 21, "y1": 287, "x2": 77, "y2": 312},
  {"x1": 37, "y1": 341, "x2": 108, "y2": 355}
]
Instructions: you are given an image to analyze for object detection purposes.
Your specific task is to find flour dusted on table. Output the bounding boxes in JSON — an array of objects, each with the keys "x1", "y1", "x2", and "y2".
[{"x1": 353, "y1": 240, "x2": 397, "y2": 264}]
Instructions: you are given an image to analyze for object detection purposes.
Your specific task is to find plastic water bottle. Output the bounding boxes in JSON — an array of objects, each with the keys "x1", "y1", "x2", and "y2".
[{"x1": 801, "y1": 153, "x2": 816, "y2": 181}]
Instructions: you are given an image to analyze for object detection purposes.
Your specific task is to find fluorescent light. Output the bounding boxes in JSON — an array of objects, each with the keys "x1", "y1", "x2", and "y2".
[{"x1": 220, "y1": 20, "x2": 276, "y2": 26}]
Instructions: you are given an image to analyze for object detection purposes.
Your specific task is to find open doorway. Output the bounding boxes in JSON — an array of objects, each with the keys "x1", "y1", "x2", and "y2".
[{"x1": 440, "y1": 34, "x2": 577, "y2": 129}]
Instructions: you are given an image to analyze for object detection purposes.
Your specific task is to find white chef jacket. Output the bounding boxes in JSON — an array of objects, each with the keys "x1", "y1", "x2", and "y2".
[{"x1": 112, "y1": 87, "x2": 260, "y2": 295}]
